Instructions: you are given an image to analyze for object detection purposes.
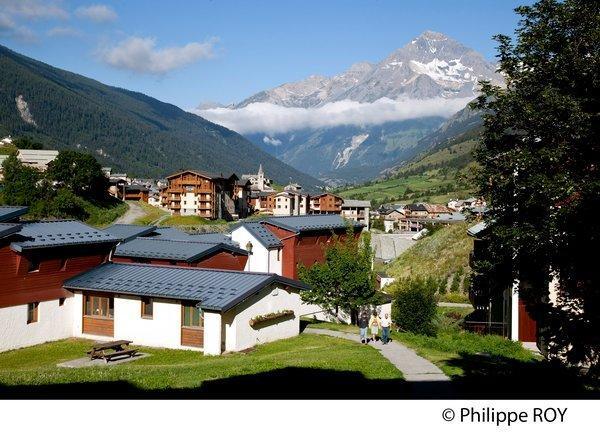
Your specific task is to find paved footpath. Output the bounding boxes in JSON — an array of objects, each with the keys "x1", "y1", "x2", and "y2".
[{"x1": 306, "y1": 328, "x2": 448, "y2": 382}]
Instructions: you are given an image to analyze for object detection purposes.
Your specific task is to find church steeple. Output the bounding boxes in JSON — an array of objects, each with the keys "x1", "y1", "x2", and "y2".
[{"x1": 258, "y1": 164, "x2": 264, "y2": 176}]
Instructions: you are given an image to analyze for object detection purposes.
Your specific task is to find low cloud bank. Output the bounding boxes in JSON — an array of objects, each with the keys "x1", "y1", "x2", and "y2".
[{"x1": 194, "y1": 97, "x2": 471, "y2": 134}]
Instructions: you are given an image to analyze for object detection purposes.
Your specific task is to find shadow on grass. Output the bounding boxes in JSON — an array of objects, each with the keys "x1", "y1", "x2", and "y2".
[
  {"x1": 2, "y1": 354, "x2": 596, "y2": 400},
  {"x1": 0, "y1": 366, "x2": 441, "y2": 400},
  {"x1": 446, "y1": 352, "x2": 600, "y2": 399}
]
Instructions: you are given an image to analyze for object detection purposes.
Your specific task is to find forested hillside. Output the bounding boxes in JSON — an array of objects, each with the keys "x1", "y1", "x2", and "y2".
[
  {"x1": 338, "y1": 106, "x2": 482, "y2": 205},
  {"x1": 0, "y1": 44, "x2": 322, "y2": 189}
]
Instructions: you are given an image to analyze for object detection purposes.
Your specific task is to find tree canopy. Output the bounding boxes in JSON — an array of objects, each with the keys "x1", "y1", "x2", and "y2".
[
  {"x1": 472, "y1": 0, "x2": 599, "y2": 368},
  {"x1": 47, "y1": 150, "x2": 109, "y2": 200}
]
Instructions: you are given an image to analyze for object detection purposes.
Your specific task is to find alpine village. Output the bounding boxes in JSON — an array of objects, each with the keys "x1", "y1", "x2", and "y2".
[{"x1": 0, "y1": 0, "x2": 598, "y2": 400}]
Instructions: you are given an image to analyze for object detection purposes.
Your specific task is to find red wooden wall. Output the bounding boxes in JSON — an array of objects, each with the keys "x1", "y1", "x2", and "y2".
[{"x1": 0, "y1": 240, "x2": 113, "y2": 308}]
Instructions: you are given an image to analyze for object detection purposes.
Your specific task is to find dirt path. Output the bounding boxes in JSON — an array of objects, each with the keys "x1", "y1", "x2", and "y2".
[{"x1": 113, "y1": 201, "x2": 145, "y2": 225}]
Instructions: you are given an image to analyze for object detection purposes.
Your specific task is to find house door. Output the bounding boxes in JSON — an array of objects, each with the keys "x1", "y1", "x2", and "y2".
[
  {"x1": 518, "y1": 299, "x2": 537, "y2": 342},
  {"x1": 82, "y1": 294, "x2": 114, "y2": 337},
  {"x1": 181, "y1": 303, "x2": 204, "y2": 347}
]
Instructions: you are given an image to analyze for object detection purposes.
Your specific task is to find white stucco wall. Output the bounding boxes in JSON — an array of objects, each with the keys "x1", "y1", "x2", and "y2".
[
  {"x1": 222, "y1": 285, "x2": 301, "y2": 352},
  {"x1": 230, "y1": 225, "x2": 282, "y2": 275},
  {"x1": 297, "y1": 302, "x2": 351, "y2": 323},
  {"x1": 0, "y1": 298, "x2": 74, "y2": 352},
  {"x1": 72, "y1": 292, "x2": 201, "y2": 351},
  {"x1": 113, "y1": 295, "x2": 186, "y2": 349}
]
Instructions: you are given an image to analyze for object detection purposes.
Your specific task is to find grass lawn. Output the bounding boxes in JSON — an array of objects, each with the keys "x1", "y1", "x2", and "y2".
[
  {"x1": 132, "y1": 202, "x2": 169, "y2": 225},
  {"x1": 81, "y1": 199, "x2": 128, "y2": 228},
  {"x1": 0, "y1": 334, "x2": 404, "y2": 399},
  {"x1": 307, "y1": 307, "x2": 597, "y2": 398},
  {"x1": 159, "y1": 215, "x2": 227, "y2": 227}
]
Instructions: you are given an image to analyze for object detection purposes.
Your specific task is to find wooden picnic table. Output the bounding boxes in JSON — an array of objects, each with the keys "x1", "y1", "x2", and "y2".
[{"x1": 87, "y1": 340, "x2": 139, "y2": 362}]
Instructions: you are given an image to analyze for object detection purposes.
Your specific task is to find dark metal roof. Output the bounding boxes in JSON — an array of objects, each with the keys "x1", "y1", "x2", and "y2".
[
  {"x1": 152, "y1": 227, "x2": 193, "y2": 240},
  {"x1": 405, "y1": 203, "x2": 427, "y2": 211},
  {"x1": 467, "y1": 221, "x2": 488, "y2": 238},
  {"x1": 264, "y1": 214, "x2": 363, "y2": 233},
  {"x1": 124, "y1": 184, "x2": 149, "y2": 192},
  {"x1": 0, "y1": 206, "x2": 28, "y2": 222},
  {"x1": 10, "y1": 220, "x2": 118, "y2": 252},
  {"x1": 188, "y1": 232, "x2": 236, "y2": 245},
  {"x1": 235, "y1": 222, "x2": 282, "y2": 249},
  {"x1": 114, "y1": 237, "x2": 247, "y2": 262},
  {"x1": 64, "y1": 262, "x2": 309, "y2": 312},
  {"x1": 0, "y1": 223, "x2": 21, "y2": 239},
  {"x1": 103, "y1": 224, "x2": 157, "y2": 242}
]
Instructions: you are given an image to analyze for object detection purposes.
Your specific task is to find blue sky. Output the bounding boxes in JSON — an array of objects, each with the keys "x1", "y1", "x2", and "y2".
[{"x1": 1, "y1": 0, "x2": 532, "y2": 109}]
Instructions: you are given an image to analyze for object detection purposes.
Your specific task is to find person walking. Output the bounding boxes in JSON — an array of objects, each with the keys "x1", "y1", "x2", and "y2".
[
  {"x1": 381, "y1": 312, "x2": 391, "y2": 344},
  {"x1": 369, "y1": 311, "x2": 380, "y2": 342},
  {"x1": 357, "y1": 310, "x2": 369, "y2": 344}
]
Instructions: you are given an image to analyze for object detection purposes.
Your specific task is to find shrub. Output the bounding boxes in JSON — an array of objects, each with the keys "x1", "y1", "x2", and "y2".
[
  {"x1": 391, "y1": 277, "x2": 437, "y2": 336},
  {"x1": 51, "y1": 189, "x2": 88, "y2": 220}
]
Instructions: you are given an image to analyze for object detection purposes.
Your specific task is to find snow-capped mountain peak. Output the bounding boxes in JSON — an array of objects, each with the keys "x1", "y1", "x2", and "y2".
[{"x1": 231, "y1": 31, "x2": 502, "y2": 109}]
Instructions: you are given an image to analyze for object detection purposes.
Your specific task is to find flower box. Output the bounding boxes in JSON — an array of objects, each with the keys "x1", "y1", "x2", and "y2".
[{"x1": 249, "y1": 310, "x2": 295, "y2": 327}]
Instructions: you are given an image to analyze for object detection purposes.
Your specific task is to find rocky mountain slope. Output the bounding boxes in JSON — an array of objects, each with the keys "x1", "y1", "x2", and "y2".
[{"x1": 201, "y1": 31, "x2": 501, "y2": 184}]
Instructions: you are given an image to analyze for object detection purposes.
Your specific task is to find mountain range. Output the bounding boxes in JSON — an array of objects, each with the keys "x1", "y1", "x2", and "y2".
[
  {"x1": 0, "y1": 44, "x2": 322, "y2": 190},
  {"x1": 199, "y1": 31, "x2": 502, "y2": 185}
]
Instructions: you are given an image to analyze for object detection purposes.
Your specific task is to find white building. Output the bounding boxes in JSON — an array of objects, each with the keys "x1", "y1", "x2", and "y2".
[
  {"x1": 230, "y1": 222, "x2": 283, "y2": 274},
  {"x1": 341, "y1": 199, "x2": 371, "y2": 230},
  {"x1": 241, "y1": 164, "x2": 273, "y2": 192},
  {"x1": 273, "y1": 184, "x2": 309, "y2": 216},
  {"x1": 64, "y1": 263, "x2": 308, "y2": 355}
]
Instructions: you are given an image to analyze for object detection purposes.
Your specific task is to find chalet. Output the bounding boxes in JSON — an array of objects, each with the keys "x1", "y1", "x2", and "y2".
[
  {"x1": 422, "y1": 203, "x2": 454, "y2": 217},
  {"x1": 403, "y1": 203, "x2": 429, "y2": 218},
  {"x1": 64, "y1": 263, "x2": 308, "y2": 355},
  {"x1": 249, "y1": 190, "x2": 277, "y2": 214},
  {"x1": 112, "y1": 237, "x2": 248, "y2": 271},
  {"x1": 398, "y1": 212, "x2": 466, "y2": 232},
  {"x1": 117, "y1": 183, "x2": 150, "y2": 202},
  {"x1": 273, "y1": 184, "x2": 309, "y2": 216},
  {"x1": 231, "y1": 214, "x2": 363, "y2": 280},
  {"x1": 310, "y1": 193, "x2": 343, "y2": 214},
  {"x1": 161, "y1": 170, "x2": 247, "y2": 220},
  {"x1": 0, "y1": 213, "x2": 119, "y2": 352},
  {"x1": 341, "y1": 199, "x2": 371, "y2": 230}
]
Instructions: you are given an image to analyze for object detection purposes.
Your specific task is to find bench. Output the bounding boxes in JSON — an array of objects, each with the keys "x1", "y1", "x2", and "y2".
[
  {"x1": 103, "y1": 348, "x2": 139, "y2": 363},
  {"x1": 87, "y1": 340, "x2": 138, "y2": 362}
]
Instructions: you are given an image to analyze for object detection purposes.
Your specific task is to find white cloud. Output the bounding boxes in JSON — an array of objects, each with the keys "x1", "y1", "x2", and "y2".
[
  {"x1": 75, "y1": 4, "x2": 117, "y2": 23},
  {"x1": 0, "y1": 0, "x2": 69, "y2": 20},
  {"x1": 0, "y1": 12, "x2": 37, "y2": 42},
  {"x1": 98, "y1": 36, "x2": 216, "y2": 74},
  {"x1": 195, "y1": 97, "x2": 471, "y2": 134},
  {"x1": 47, "y1": 26, "x2": 81, "y2": 37},
  {"x1": 263, "y1": 136, "x2": 282, "y2": 146}
]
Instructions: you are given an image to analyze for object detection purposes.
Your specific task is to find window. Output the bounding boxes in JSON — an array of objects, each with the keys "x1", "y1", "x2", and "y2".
[
  {"x1": 182, "y1": 304, "x2": 203, "y2": 328},
  {"x1": 141, "y1": 298, "x2": 153, "y2": 319},
  {"x1": 27, "y1": 302, "x2": 39, "y2": 324},
  {"x1": 84, "y1": 295, "x2": 114, "y2": 318},
  {"x1": 28, "y1": 258, "x2": 40, "y2": 273},
  {"x1": 59, "y1": 298, "x2": 65, "y2": 307}
]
